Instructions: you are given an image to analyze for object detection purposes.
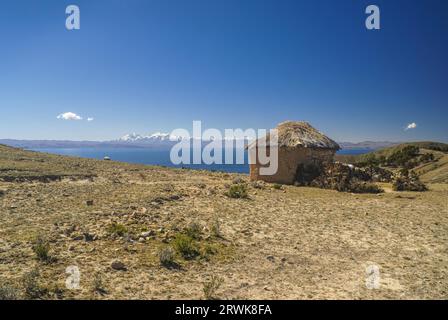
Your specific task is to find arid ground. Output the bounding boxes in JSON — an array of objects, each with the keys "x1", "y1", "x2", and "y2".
[{"x1": 0, "y1": 145, "x2": 447, "y2": 299}]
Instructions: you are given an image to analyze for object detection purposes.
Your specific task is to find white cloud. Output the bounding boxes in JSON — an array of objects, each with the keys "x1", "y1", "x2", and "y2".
[
  {"x1": 57, "y1": 112, "x2": 82, "y2": 121},
  {"x1": 87, "y1": 117, "x2": 94, "y2": 122},
  {"x1": 405, "y1": 122, "x2": 417, "y2": 131}
]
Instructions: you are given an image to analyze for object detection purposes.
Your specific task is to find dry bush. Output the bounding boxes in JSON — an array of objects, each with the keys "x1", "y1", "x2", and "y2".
[
  {"x1": 159, "y1": 247, "x2": 176, "y2": 267},
  {"x1": 32, "y1": 236, "x2": 54, "y2": 263},
  {"x1": 107, "y1": 222, "x2": 128, "y2": 237},
  {"x1": 0, "y1": 283, "x2": 20, "y2": 300},
  {"x1": 203, "y1": 275, "x2": 224, "y2": 300},
  {"x1": 22, "y1": 269, "x2": 48, "y2": 300},
  {"x1": 172, "y1": 234, "x2": 198, "y2": 259},
  {"x1": 225, "y1": 184, "x2": 248, "y2": 199}
]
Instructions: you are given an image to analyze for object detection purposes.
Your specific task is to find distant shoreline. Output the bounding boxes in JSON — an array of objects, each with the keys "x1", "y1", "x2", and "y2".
[{"x1": 24, "y1": 147, "x2": 372, "y2": 175}]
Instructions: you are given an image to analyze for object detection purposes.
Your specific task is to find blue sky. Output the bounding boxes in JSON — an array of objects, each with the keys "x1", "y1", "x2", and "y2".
[{"x1": 0, "y1": 0, "x2": 447, "y2": 142}]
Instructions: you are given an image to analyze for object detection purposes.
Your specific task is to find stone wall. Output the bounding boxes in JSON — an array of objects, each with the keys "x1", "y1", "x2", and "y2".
[{"x1": 249, "y1": 147, "x2": 335, "y2": 184}]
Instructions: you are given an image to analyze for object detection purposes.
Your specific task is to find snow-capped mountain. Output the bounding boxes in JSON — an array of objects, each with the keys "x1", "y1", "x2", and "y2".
[
  {"x1": 117, "y1": 132, "x2": 183, "y2": 143},
  {"x1": 118, "y1": 133, "x2": 145, "y2": 142},
  {"x1": 147, "y1": 132, "x2": 182, "y2": 142}
]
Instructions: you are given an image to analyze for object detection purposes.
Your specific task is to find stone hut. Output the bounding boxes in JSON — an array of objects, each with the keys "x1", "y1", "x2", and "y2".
[{"x1": 248, "y1": 121, "x2": 340, "y2": 184}]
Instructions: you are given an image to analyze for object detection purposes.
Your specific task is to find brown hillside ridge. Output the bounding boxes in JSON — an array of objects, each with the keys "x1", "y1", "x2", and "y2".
[
  {"x1": 248, "y1": 121, "x2": 340, "y2": 184},
  {"x1": 0, "y1": 144, "x2": 447, "y2": 299}
]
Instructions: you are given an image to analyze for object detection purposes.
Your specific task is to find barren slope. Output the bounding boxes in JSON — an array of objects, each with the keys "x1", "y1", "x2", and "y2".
[{"x1": 1, "y1": 145, "x2": 447, "y2": 299}]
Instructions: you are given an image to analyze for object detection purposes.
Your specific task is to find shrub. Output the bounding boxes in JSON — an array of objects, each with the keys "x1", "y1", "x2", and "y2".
[
  {"x1": 22, "y1": 269, "x2": 47, "y2": 299},
  {"x1": 272, "y1": 183, "x2": 283, "y2": 190},
  {"x1": 210, "y1": 218, "x2": 221, "y2": 238},
  {"x1": 202, "y1": 244, "x2": 218, "y2": 258},
  {"x1": 185, "y1": 222, "x2": 201, "y2": 240},
  {"x1": 92, "y1": 272, "x2": 107, "y2": 295},
  {"x1": 32, "y1": 236, "x2": 52, "y2": 263},
  {"x1": 393, "y1": 173, "x2": 427, "y2": 192},
  {"x1": 420, "y1": 153, "x2": 434, "y2": 163},
  {"x1": 107, "y1": 222, "x2": 128, "y2": 237},
  {"x1": 225, "y1": 184, "x2": 248, "y2": 199},
  {"x1": 172, "y1": 234, "x2": 198, "y2": 259},
  {"x1": 159, "y1": 247, "x2": 176, "y2": 267},
  {"x1": 203, "y1": 275, "x2": 224, "y2": 300},
  {"x1": 387, "y1": 146, "x2": 420, "y2": 167},
  {"x1": 0, "y1": 284, "x2": 20, "y2": 300}
]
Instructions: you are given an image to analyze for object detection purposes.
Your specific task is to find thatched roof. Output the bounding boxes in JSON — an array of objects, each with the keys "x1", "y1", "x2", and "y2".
[{"x1": 248, "y1": 121, "x2": 340, "y2": 150}]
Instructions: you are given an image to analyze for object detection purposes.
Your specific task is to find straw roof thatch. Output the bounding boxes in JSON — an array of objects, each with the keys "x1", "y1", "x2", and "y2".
[{"x1": 248, "y1": 121, "x2": 340, "y2": 150}]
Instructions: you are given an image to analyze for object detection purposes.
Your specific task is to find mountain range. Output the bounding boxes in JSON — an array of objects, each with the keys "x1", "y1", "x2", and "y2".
[{"x1": 0, "y1": 132, "x2": 400, "y2": 150}]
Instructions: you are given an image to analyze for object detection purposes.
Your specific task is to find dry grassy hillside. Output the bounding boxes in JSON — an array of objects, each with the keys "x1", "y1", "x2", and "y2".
[
  {"x1": 0, "y1": 145, "x2": 447, "y2": 300},
  {"x1": 335, "y1": 142, "x2": 448, "y2": 184},
  {"x1": 415, "y1": 154, "x2": 448, "y2": 184}
]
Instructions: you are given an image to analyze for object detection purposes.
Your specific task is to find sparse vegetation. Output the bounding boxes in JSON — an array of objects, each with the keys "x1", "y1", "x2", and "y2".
[
  {"x1": 32, "y1": 236, "x2": 53, "y2": 263},
  {"x1": 225, "y1": 184, "x2": 248, "y2": 199},
  {"x1": 22, "y1": 269, "x2": 48, "y2": 300},
  {"x1": 107, "y1": 222, "x2": 128, "y2": 237},
  {"x1": 210, "y1": 217, "x2": 221, "y2": 238},
  {"x1": 172, "y1": 234, "x2": 199, "y2": 259},
  {"x1": 420, "y1": 153, "x2": 435, "y2": 163},
  {"x1": 343, "y1": 181, "x2": 383, "y2": 194},
  {"x1": 393, "y1": 171, "x2": 428, "y2": 192},
  {"x1": 203, "y1": 275, "x2": 224, "y2": 300},
  {"x1": 92, "y1": 272, "x2": 107, "y2": 295},
  {"x1": 159, "y1": 247, "x2": 176, "y2": 267},
  {"x1": 272, "y1": 183, "x2": 283, "y2": 190},
  {"x1": 202, "y1": 243, "x2": 218, "y2": 258},
  {"x1": 0, "y1": 283, "x2": 20, "y2": 300},
  {"x1": 185, "y1": 222, "x2": 201, "y2": 240},
  {"x1": 0, "y1": 143, "x2": 446, "y2": 299},
  {"x1": 303, "y1": 162, "x2": 384, "y2": 194}
]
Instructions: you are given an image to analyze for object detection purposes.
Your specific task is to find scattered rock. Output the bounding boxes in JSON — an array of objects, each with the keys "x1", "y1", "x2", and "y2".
[
  {"x1": 251, "y1": 181, "x2": 265, "y2": 189},
  {"x1": 72, "y1": 234, "x2": 84, "y2": 241},
  {"x1": 83, "y1": 232, "x2": 96, "y2": 242},
  {"x1": 140, "y1": 230, "x2": 155, "y2": 238},
  {"x1": 169, "y1": 194, "x2": 181, "y2": 201},
  {"x1": 232, "y1": 177, "x2": 245, "y2": 184},
  {"x1": 139, "y1": 207, "x2": 147, "y2": 214},
  {"x1": 111, "y1": 260, "x2": 127, "y2": 271}
]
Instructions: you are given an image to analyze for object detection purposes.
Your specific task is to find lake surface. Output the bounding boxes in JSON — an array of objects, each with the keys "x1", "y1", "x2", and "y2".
[{"x1": 30, "y1": 147, "x2": 371, "y2": 174}]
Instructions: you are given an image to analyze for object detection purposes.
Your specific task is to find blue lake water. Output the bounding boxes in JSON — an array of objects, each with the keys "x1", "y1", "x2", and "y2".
[{"x1": 30, "y1": 147, "x2": 372, "y2": 174}]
